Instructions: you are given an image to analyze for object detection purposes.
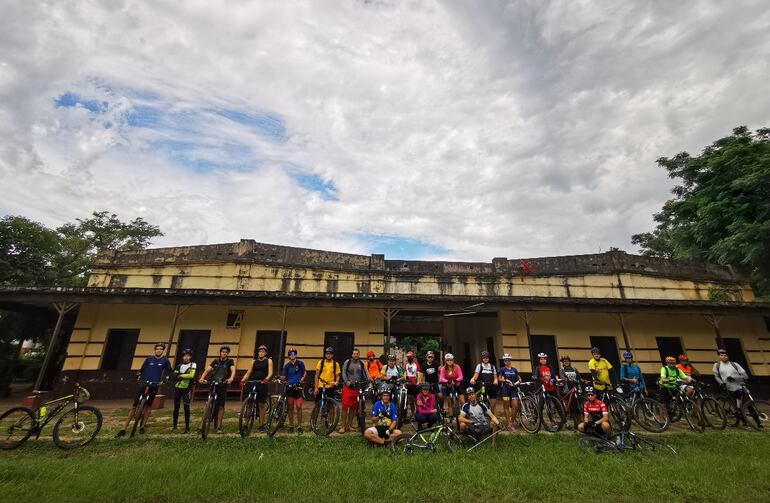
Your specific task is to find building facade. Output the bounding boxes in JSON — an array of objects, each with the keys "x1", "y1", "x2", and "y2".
[{"x1": 2, "y1": 239, "x2": 769, "y2": 397}]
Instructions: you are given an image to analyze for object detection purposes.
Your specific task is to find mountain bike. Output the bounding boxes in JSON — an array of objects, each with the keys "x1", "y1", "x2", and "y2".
[
  {"x1": 352, "y1": 380, "x2": 373, "y2": 433},
  {"x1": 200, "y1": 379, "x2": 225, "y2": 440},
  {"x1": 442, "y1": 382, "x2": 463, "y2": 423},
  {"x1": 692, "y1": 381, "x2": 726, "y2": 430},
  {"x1": 0, "y1": 383, "x2": 102, "y2": 450},
  {"x1": 555, "y1": 378, "x2": 584, "y2": 430},
  {"x1": 266, "y1": 378, "x2": 302, "y2": 436},
  {"x1": 531, "y1": 381, "x2": 565, "y2": 432},
  {"x1": 511, "y1": 381, "x2": 541, "y2": 434},
  {"x1": 393, "y1": 378, "x2": 415, "y2": 425},
  {"x1": 719, "y1": 383, "x2": 770, "y2": 431},
  {"x1": 597, "y1": 383, "x2": 630, "y2": 432},
  {"x1": 622, "y1": 388, "x2": 669, "y2": 433},
  {"x1": 128, "y1": 380, "x2": 163, "y2": 437},
  {"x1": 661, "y1": 380, "x2": 705, "y2": 433},
  {"x1": 402, "y1": 409, "x2": 474, "y2": 453},
  {"x1": 310, "y1": 379, "x2": 340, "y2": 436},
  {"x1": 240, "y1": 379, "x2": 275, "y2": 437},
  {"x1": 578, "y1": 429, "x2": 677, "y2": 455}
]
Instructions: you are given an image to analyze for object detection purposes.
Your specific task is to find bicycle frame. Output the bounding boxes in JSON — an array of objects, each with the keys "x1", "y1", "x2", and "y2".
[{"x1": 27, "y1": 388, "x2": 84, "y2": 436}]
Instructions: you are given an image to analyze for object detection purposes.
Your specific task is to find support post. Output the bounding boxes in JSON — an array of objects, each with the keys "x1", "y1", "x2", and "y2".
[
  {"x1": 615, "y1": 312, "x2": 631, "y2": 351},
  {"x1": 34, "y1": 302, "x2": 78, "y2": 392},
  {"x1": 383, "y1": 308, "x2": 399, "y2": 356},
  {"x1": 516, "y1": 311, "x2": 534, "y2": 371},
  {"x1": 165, "y1": 305, "x2": 181, "y2": 359},
  {"x1": 278, "y1": 306, "x2": 288, "y2": 364}
]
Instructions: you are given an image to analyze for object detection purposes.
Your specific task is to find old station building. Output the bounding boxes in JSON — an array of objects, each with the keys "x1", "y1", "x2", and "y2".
[{"x1": 2, "y1": 239, "x2": 769, "y2": 397}]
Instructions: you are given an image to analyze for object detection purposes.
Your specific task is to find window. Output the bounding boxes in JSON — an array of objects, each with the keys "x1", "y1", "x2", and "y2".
[
  {"x1": 590, "y1": 336, "x2": 620, "y2": 370},
  {"x1": 324, "y1": 332, "x2": 354, "y2": 362},
  {"x1": 530, "y1": 335, "x2": 557, "y2": 375},
  {"x1": 101, "y1": 329, "x2": 140, "y2": 370},
  {"x1": 719, "y1": 337, "x2": 751, "y2": 376},
  {"x1": 656, "y1": 337, "x2": 684, "y2": 364},
  {"x1": 175, "y1": 330, "x2": 211, "y2": 371},
  {"x1": 255, "y1": 330, "x2": 285, "y2": 366}
]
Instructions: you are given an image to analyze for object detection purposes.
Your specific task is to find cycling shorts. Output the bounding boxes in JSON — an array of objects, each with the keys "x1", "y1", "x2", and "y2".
[
  {"x1": 133, "y1": 384, "x2": 159, "y2": 407},
  {"x1": 500, "y1": 385, "x2": 520, "y2": 401}
]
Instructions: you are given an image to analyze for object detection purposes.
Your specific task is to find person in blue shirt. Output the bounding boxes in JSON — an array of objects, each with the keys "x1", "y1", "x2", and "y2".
[
  {"x1": 280, "y1": 348, "x2": 307, "y2": 434},
  {"x1": 364, "y1": 389, "x2": 402, "y2": 450},
  {"x1": 620, "y1": 351, "x2": 646, "y2": 394},
  {"x1": 116, "y1": 343, "x2": 172, "y2": 437}
]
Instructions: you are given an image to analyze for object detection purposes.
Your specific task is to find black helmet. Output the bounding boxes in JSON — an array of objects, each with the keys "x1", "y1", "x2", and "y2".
[
  {"x1": 182, "y1": 348, "x2": 193, "y2": 356},
  {"x1": 325, "y1": 347, "x2": 334, "y2": 354},
  {"x1": 590, "y1": 347, "x2": 600, "y2": 354}
]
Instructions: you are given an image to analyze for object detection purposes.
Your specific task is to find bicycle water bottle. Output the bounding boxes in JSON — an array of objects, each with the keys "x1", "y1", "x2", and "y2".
[{"x1": 39, "y1": 406, "x2": 47, "y2": 420}]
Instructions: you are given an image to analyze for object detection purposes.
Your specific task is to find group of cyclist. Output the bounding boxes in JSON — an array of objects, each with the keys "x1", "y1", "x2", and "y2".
[{"x1": 115, "y1": 341, "x2": 753, "y2": 442}]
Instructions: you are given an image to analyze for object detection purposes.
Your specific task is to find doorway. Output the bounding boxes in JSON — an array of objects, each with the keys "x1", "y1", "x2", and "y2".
[
  {"x1": 255, "y1": 330, "x2": 286, "y2": 367},
  {"x1": 590, "y1": 336, "x2": 620, "y2": 370},
  {"x1": 719, "y1": 337, "x2": 751, "y2": 376},
  {"x1": 324, "y1": 332, "x2": 354, "y2": 362},
  {"x1": 530, "y1": 335, "x2": 558, "y2": 377},
  {"x1": 656, "y1": 337, "x2": 684, "y2": 365},
  {"x1": 176, "y1": 330, "x2": 211, "y2": 372}
]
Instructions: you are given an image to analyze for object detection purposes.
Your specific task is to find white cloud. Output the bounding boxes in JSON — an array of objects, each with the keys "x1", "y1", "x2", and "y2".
[{"x1": 1, "y1": 0, "x2": 769, "y2": 261}]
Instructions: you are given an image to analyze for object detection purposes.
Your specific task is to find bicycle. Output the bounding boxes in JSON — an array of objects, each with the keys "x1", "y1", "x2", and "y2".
[
  {"x1": 239, "y1": 379, "x2": 275, "y2": 437},
  {"x1": 622, "y1": 388, "x2": 669, "y2": 433},
  {"x1": 402, "y1": 409, "x2": 474, "y2": 453},
  {"x1": 660, "y1": 380, "x2": 705, "y2": 433},
  {"x1": 530, "y1": 381, "x2": 565, "y2": 432},
  {"x1": 351, "y1": 380, "x2": 373, "y2": 434},
  {"x1": 0, "y1": 383, "x2": 102, "y2": 450},
  {"x1": 392, "y1": 378, "x2": 415, "y2": 425},
  {"x1": 266, "y1": 378, "x2": 302, "y2": 437},
  {"x1": 555, "y1": 378, "x2": 584, "y2": 430},
  {"x1": 692, "y1": 381, "x2": 726, "y2": 430},
  {"x1": 127, "y1": 379, "x2": 163, "y2": 437},
  {"x1": 310, "y1": 379, "x2": 340, "y2": 436},
  {"x1": 718, "y1": 382, "x2": 770, "y2": 431},
  {"x1": 442, "y1": 382, "x2": 463, "y2": 423},
  {"x1": 596, "y1": 382, "x2": 631, "y2": 432},
  {"x1": 511, "y1": 381, "x2": 541, "y2": 434},
  {"x1": 578, "y1": 429, "x2": 677, "y2": 455},
  {"x1": 199, "y1": 379, "x2": 225, "y2": 440}
]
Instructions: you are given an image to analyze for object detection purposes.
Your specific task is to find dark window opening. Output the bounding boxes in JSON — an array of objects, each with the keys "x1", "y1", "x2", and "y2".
[
  {"x1": 324, "y1": 332, "x2": 354, "y2": 363},
  {"x1": 101, "y1": 329, "x2": 140, "y2": 370},
  {"x1": 176, "y1": 330, "x2": 211, "y2": 372},
  {"x1": 764, "y1": 317, "x2": 770, "y2": 332},
  {"x1": 590, "y1": 336, "x2": 620, "y2": 370},
  {"x1": 530, "y1": 335, "x2": 557, "y2": 377},
  {"x1": 656, "y1": 337, "x2": 684, "y2": 365},
  {"x1": 256, "y1": 330, "x2": 286, "y2": 367},
  {"x1": 719, "y1": 337, "x2": 751, "y2": 376}
]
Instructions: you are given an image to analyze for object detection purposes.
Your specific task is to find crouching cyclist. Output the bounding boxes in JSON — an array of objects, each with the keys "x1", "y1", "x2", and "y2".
[
  {"x1": 578, "y1": 387, "x2": 610, "y2": 437},
  {"x1": 458, "y1": 387, "x2": 502, "y2": 440},
  {"x1": 364, "y1": 389, "x2": 402, "y2": 450}
]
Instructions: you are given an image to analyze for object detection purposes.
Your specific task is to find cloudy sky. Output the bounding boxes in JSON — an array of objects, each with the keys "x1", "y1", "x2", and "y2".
[{"x1": 1, "y1": 1, "x2": 768, "y2": 261}]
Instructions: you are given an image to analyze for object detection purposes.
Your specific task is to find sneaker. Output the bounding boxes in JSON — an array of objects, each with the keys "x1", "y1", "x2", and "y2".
[
  {"x1": 115, "y1": 430, "x2": 126, "y2": 438},
  {"x1": 258, "y1": 425, "x2": 266, "y2": 433},
  {"x1": 183, "y1": 427, "x2": 190, "y2": 434},
  {"x1": 216, "y1": 427, "x2": 224, "y2": 434},
  {"x1": 507, "y1": 423, "x2": 516, "y2": 433},
  {"x1": 296, "y1": 427, "x2": 303, "y2": 435}
]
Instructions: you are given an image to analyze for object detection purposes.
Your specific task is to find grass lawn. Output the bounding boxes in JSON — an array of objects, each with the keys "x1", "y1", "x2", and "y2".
[{"x1": 1, "y1": 409, "x2": 769, "y2": 502}]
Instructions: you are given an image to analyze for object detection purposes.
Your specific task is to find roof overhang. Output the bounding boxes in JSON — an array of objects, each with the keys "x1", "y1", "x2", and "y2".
[{"x1": 1, "y1": 286, "x2": 769, "y2": 316}]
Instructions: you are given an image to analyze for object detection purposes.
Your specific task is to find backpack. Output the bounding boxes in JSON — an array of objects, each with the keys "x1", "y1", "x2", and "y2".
[
  {"x1": 319, "y1": 359, "x2": 339, "y2": 383},
  {"x1": 713, "y1": 361, "x2": 741, "y2": 381}
]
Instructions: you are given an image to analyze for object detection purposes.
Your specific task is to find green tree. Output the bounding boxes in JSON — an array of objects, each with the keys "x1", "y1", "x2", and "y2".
[
  {"x1": 632, "y1": 126, "x2": 770, "y2": 299},
  {"x1": 0, "y1": 216, "x2": 61, "y2": 286}
]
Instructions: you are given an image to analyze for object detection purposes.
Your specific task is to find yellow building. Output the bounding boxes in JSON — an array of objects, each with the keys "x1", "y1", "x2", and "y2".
[{"x1": 2, "y1": 239, "x2": 769, "y2": 397}]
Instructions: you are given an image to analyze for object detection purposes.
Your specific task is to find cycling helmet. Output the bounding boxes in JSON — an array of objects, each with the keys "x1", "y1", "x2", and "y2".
[
  {"x1": 560, "y1": 354, "x2": 571, "y2": 361},
  {"x1": 665, "y1": 356, "x2": 676, "y2": 364},
  {"x1": 622, "y1": 351, "x2": 633, "y2": 359},
  {"x1": 181, "y1": 348, "x2": 193, "y2": 356},
  {"x1": 465, "y1": 386, "x2": 476, "y2": 394},
  {"x1": 154, "y1": 343, "x2": 166, "y2": 350},
  {"x1": 380, "y1": 389, "x2": 391, "y2": 397},
  {"x1": 387, "y1": 354, "x2": 396, "y2": 360},
  {"x1": 590, "y1": 347, "x2": 600, "y2": 354},
  {"x1": 444, "y1": 353, "x2": 454, "y2": 360},
  {"x1": 678, "y1": 354, "x2": 688, "y2": 362},
  {"x1": 406, "y1": 351, "x2": 415, "y2": 358},
  {"x1": 325, "y1": 347, "x2": 334, "y2": 353},
  {"x1": 426, "y1": 351, "x2": 435, "y2": 357},
  {"x1": 584, "y1": 386, "x2": 596, "y2": 396},
  {"x1": 481, "y1": 351, "x2": 490, "y2": 358},
  {"x1": 366, "y1": 350, "x2": 375, "y2": 358},
  {"x1": 287, "y1": 348, "x2": 298, "y2": 356},
  {"x1": 502, "y1": 353, "x2": 512, "y2": 360},
  {"x1": 257, "y1": 345, "x2": 268, "y2": 352},
  {"x1": 537, "y1": 352, "x2": 548, "y2": 359}
]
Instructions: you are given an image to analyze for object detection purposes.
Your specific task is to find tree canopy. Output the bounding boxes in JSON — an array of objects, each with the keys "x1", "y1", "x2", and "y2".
[
  {"x1": 632, "y1": 126, "x2": 770, "y2": 299},
  {"x1": 0, "y1": 211, "x2": 163, "y2": 287}
]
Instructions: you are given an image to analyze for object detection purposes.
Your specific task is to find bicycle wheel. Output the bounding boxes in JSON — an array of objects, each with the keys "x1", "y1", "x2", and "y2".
[
  {"x1": 701, "y1": 397, "x2": 727, "y2": 430},
  {"x1": 683, "y1": 400, "x2": 705, "y2": 433},
  {"x1": 741, "y1": 399, "x2": 770, "y2": 431},
  {"x1": 302, "y1": 381, "x2": 314, "y2": 401},
  {"x1": 356, "y1": 399, "x2": 367, "y2": 434},
  {"x1": 607, "y1": 398, "x2": 629, "y2": 432},
  {"x1": 397, "y1": 392, "x2": 408, "y2": 424},
  {"x1": 52, "y1": 406, "x2": 103, "y2": 449},
  {"x1": 518, "y1": 396, "x2": 541, "y2": 434},
  {"x1": 310, "y1": 400, "x2": 339, "y2": 436},
  {"x1": 578, "y1": 435, "x2": 620, "y2": 454},
  {"x1": 239, "y1": 398, "x2": 255, "y2": 438},
  {"x1": 719, "y1": 397, "x2": 741, "y2": 427},
  {"x1": 388, "y1": 433, "x2": 407, "y2": 454},
  {"x1": 627, "y1": 433, "x2": 677, "y2": 454},
  {"x1": 200, "y1": 401, "x2": 214, "y2": 440},
  {"x1": 633, "y1": 398, "x2": 669, "y2": 433},
  {"x1": 541, "y1": 395, "x2": 565, "y2": 432},
  {"x1": 267, "y1": 399, "x2": 285, "y2": 437},
  {"x1": 0, "y1": 407, "x2": 35, "y2": 450},
  {"x1": 669, "y1": 399, "x2": 682, "y2": 423},
  {"x1": 129, "y1": 399, "x2": 146, "y2": 438}
]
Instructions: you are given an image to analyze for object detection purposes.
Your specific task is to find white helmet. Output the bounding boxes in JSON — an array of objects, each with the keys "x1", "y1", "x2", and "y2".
[
  {"x1": 502, "y1": 353, "x2": 512, "y2": 360},
  {"x1": 444, "y1": 353, "x2": 454, "y2": 360}
]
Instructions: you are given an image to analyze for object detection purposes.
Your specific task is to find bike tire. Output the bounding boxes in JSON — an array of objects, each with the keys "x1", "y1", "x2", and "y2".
[
  {"x1": 0, "y1": 406, "x2": 35, "y2": 450},
  {"x1": 52, "y1": 405, "x2": 103, "y2": 449},
  {"x1": 267, "y1": 399, "x2": 285, "y2": 437},
  {"x1": 310, "y1": 399, "x2": 340, "y2": 436},
  {"x1": 201, "y1": 401, "x2": 213, "y2": 440},
  {"x1": 683, "y1": 400, "x2": 705, "y2": 433},
  {"x1": 607, "y1": 398, "x2": 629, "y2": 432},
  {"x1": 239, "y1": 398, "x2": 255, "y2": 438},
  {"x1": 633, "y1": 398, "x2": 669, "y2": 433},
  {"x1": 741, "y1": 399, "x2": 770, "y2": 431},
  {"x1": 130, "y1": 398, "x2": 146, "y2": 438},
  {"x1": 302, "y1": 381, "x2": 315, "y2": 401},
  {"x1": 518, "y1": 396, "x2": 541, "y2": 434},
  {"x1": 669, "y1": 399, "x2": 682, "y2": 423},
  {"x1": 541, "y1": 395, "x2": 565, "y2": 432},
  {"x1": 356, "y1": 399, "x2": 366, "y2": 434},
  {"x1": 701, "y1": 397, "x2": 727, "y2": 430},
  {"x1": 628, "y1": 432, "x2": 677, "y2": 454},
  {"x1": 578, "y1": 435, "x2": 620, "y2": 454},
  {"x1": 719, "y1": 396, "x2": 741, "y2": 427}
]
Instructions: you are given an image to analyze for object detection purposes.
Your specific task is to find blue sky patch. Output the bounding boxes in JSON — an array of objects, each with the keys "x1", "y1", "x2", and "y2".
[
  {"x1": 216, "y1": 109, "x2": 286, "y2": 140},
  {"x1": 358, "y1": 234, "x2": 449, "y2": 259},
  {"x1": 54, "y1": 92, "x2": 107, "y2": 113},
  {"x1": 294, "y1": 174, "x2": 338, "y2": 200},
  {"x1": 126, "y1": 105, "x2": 162, "y2": 128}
]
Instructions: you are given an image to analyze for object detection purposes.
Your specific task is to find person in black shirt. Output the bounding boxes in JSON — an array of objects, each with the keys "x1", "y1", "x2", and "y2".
[
  {"x1": 421, "y1": 351, "x2": 441, "y2": 405},
  {"x1": 241, "y1": 345, "x2": 273, "y2": 433},
  {"x1": 198, "y1": 346, "x2": 236, "y2": 433}
]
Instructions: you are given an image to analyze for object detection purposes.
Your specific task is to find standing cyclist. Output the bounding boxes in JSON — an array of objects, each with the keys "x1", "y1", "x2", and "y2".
[
  {"x1": 469, "y1": 351, "x2": 499, "y2": 415},
  {"x1": 588, "y1": 347, "x2": 615, "y2": 398},
  {"x1": 314, "y1": 347, "x2": 341, "y2": 399},
  {"x1": 116, "y1": 343, "x2": 172, "y2": 437},
  {"x1": 713, "y1": 348, "x2": 749, "y2": 408},
  {"x1": 198, "y1": 346, "x2": 236, "y2": 434},
  {"x1": 241, "y1": 345, "x2": 273, "y2": 433},
  {"x1": 172, "y1": 348, "x2": 197, "y2": 433},
  {"x1": 339, "y1": 348, "x2": 370, "y2": 434},
  {"x1": 281, "y1": 348, "x2": 306, "y2": 434},
  {"x1": 619, "y1": 351, "x2": 645, "y2": 395},
  {"x1": 498, "y1": 354, "x2": 521, "y2": 432}
]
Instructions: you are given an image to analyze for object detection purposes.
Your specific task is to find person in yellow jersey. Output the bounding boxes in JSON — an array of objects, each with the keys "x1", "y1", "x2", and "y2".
[
  {"x1": 587, "y1": 347, "x2": 615, "y2": 399},
  {"x1": 314, "y1": 347, "x2": 341, "y2": 401}
]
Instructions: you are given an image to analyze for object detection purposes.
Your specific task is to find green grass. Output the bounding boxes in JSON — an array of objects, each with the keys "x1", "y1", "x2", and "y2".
[{"x1": 1, "y1": 429, "x2": 769, "y2": 503}]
